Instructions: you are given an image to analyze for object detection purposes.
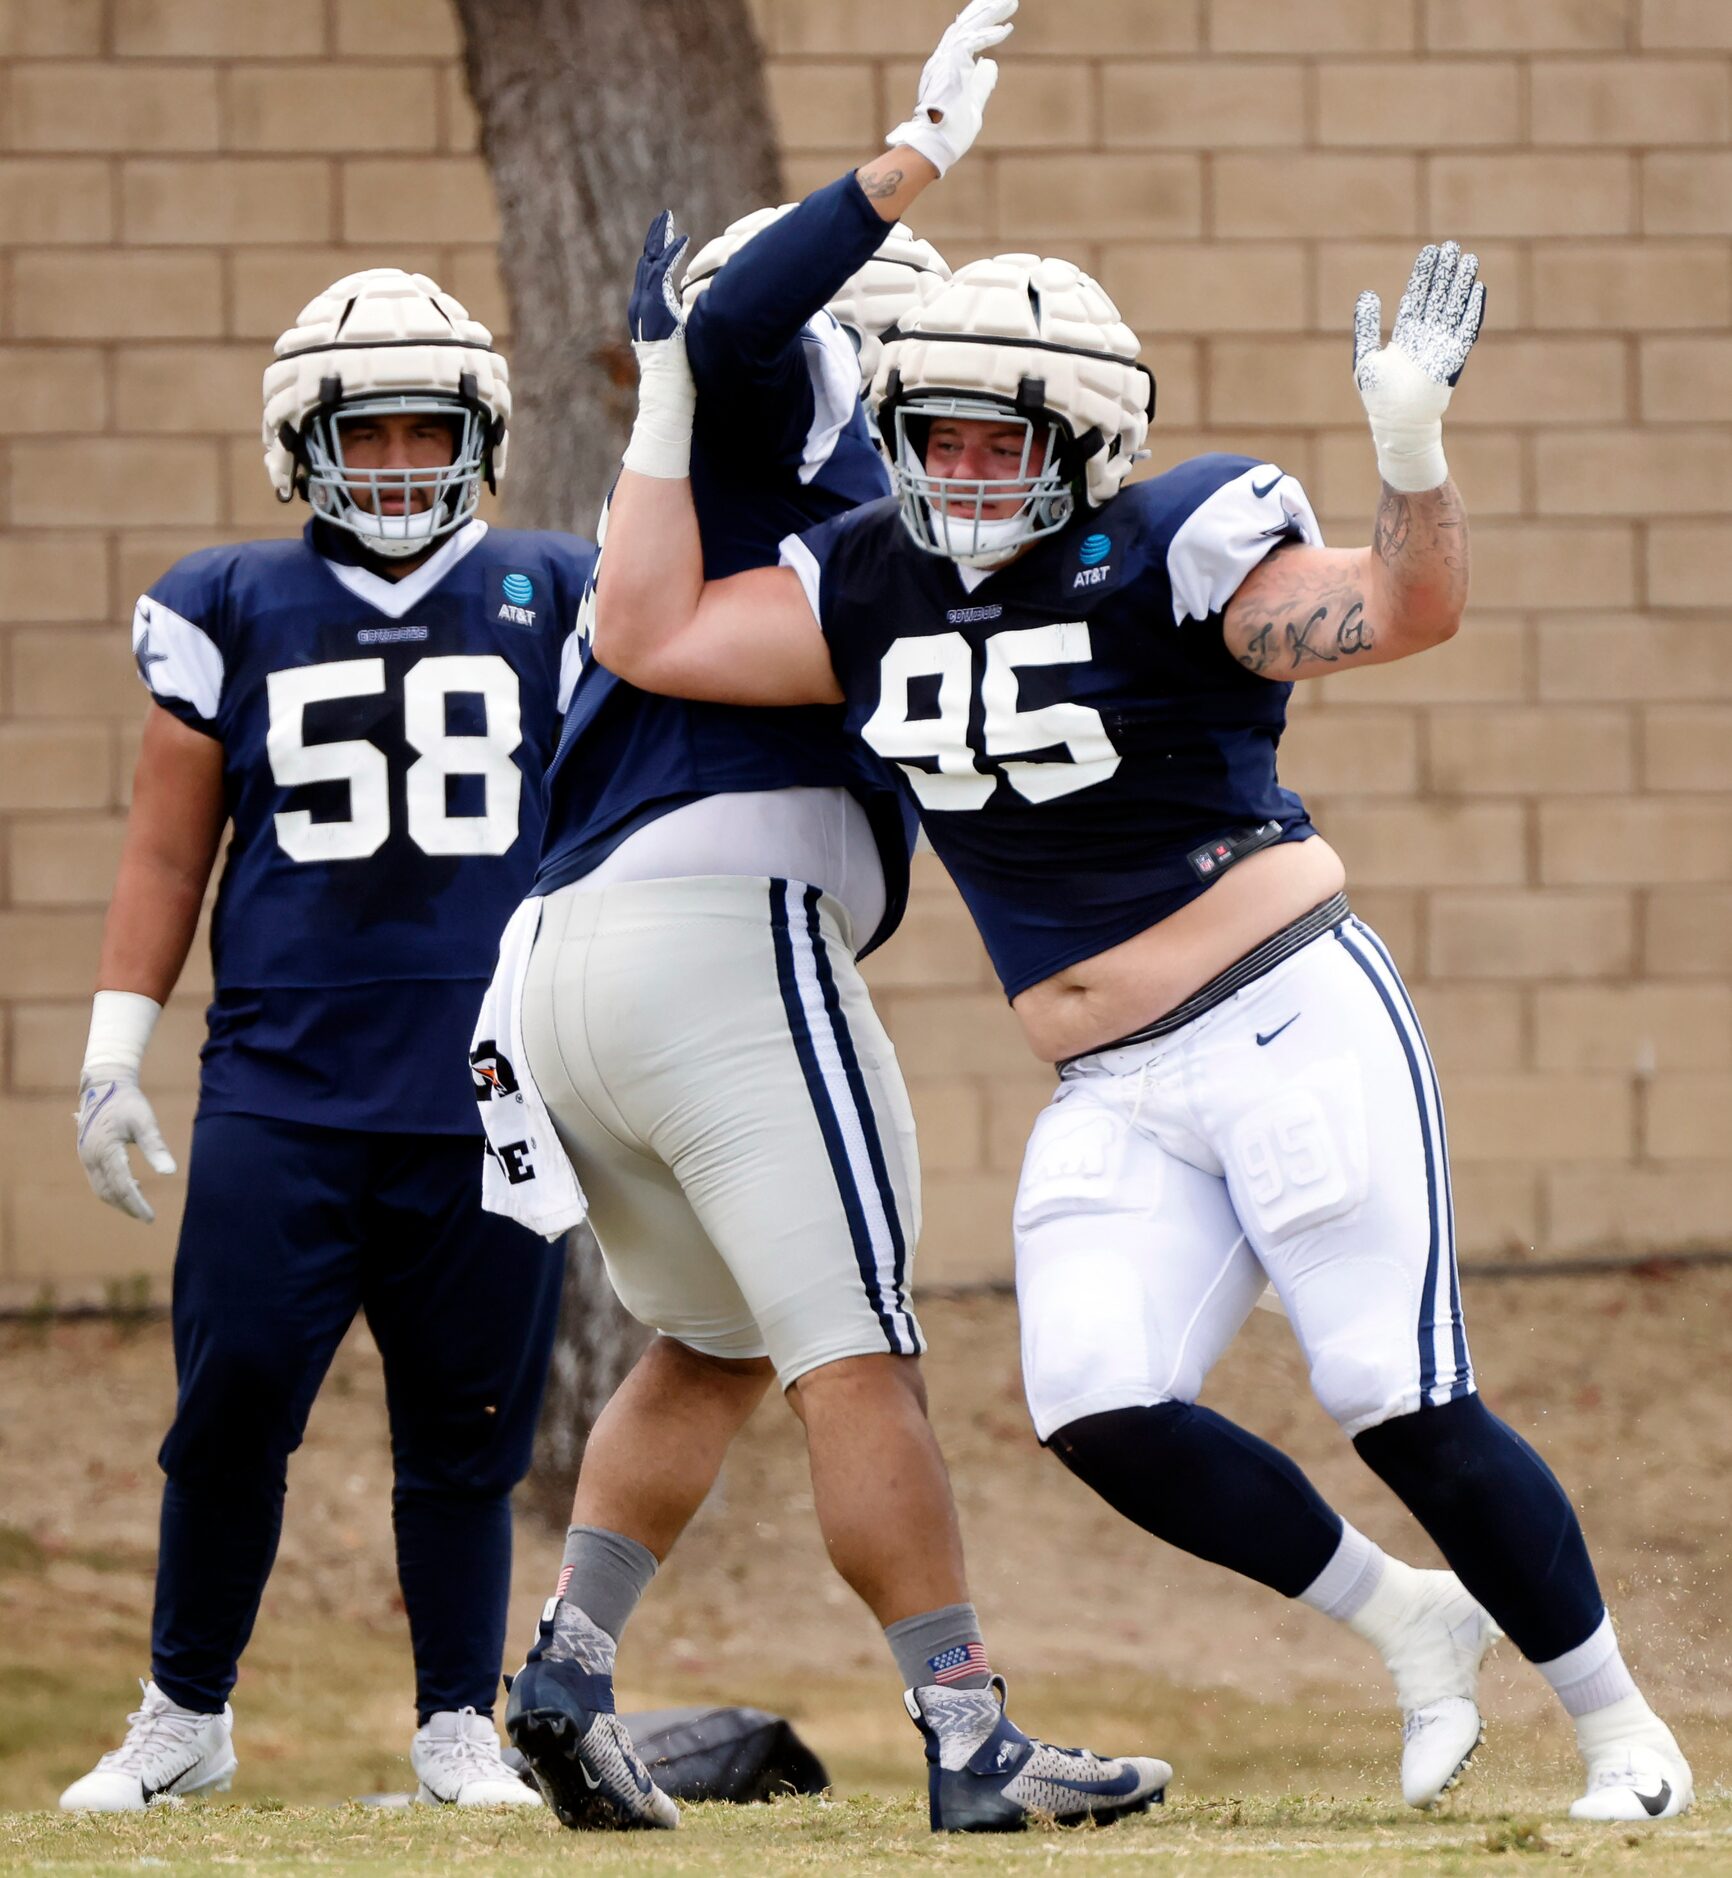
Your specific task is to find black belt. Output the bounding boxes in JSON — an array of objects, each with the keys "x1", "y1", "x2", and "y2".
[{"x1": 1064, "y1": 891, "x2": 1352, "y2": 1067}]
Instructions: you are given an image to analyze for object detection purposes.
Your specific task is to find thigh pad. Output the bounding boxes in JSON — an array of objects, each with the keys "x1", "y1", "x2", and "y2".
[{"x1": 1226, "y1": 1055, "x2": 1369, "y2": 1247}]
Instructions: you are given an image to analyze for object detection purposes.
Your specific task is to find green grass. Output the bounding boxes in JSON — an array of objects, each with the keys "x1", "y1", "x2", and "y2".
[{"x1": 5, "y1": 1792, "x2": 1730, "y2": 1877}]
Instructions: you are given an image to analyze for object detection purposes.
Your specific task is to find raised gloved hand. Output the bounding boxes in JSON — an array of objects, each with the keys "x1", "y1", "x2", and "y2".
[
  {"x1": 622, "y1": 210, "x2": 697, "y2": 480},
  {"x1": 886, "y1": 0, "x2": 1017, "y2": 178},
  {"x1": 1353, "y1": 241, "x2": 1486, "y2": 493},
  {"x1": 74, "y1": 990, "x2": 175, "y2": 1223}
]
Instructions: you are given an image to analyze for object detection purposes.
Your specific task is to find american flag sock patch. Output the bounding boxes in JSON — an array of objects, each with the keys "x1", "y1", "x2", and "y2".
[{"x1": 928, "y1": 1641, "x2": 992, "y2": 1686}]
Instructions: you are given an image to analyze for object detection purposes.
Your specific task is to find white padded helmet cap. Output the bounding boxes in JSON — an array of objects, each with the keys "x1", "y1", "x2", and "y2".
[
  {"x1": 872, "y1": 252, "x2": 1153, "y2": 507},
  {"x1": 261, "y1": 267, "x2": 511, "y2": 499}
]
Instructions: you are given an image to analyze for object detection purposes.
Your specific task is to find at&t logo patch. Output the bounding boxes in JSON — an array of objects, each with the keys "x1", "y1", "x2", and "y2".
[
  {"x1": 1074, "y1": 532, "x2": 1113, "y2": 589},
  {"x1": 496, "y1": 568, "x2": 539, "y2": 629}
]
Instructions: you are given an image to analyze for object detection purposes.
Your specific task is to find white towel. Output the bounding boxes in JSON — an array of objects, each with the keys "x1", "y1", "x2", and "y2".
[{"x1": 471, "y1": 896, "x2": 588, "y2": 1239}]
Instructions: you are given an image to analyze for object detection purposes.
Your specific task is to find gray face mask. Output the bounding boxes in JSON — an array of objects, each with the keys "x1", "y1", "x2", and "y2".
[
  {"x1": 304, "y1": 394, "x2": 488, "y2": 560},
  {"x1": 889, "y1": 397, "x2": 1074, "y2": 569}
]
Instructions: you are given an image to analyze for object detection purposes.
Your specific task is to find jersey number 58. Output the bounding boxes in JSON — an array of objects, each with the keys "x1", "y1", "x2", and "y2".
[
  {"x1": 863, "y1": 622, "x2": 1121, "y2": 811},
  {"x1": 266, "y1": 654, "x2": 522, "y2": 861}
]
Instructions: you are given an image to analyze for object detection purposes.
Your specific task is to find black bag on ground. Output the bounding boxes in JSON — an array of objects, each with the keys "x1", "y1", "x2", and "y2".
[
  {"x1": 623, "y1": 1706, "x2": 829, "y2": 1803},
  {"x1": 501, "y1": 1705, "x2": 829, "y2": 1804}
]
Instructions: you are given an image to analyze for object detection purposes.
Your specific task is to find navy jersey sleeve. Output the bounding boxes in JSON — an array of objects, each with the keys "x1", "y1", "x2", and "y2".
[
  {"x1": 131, "y1": 548, "x2": 237, "y2": 740},
  {"x1": 1141, "y1": 453, "x2": 1324, "y2": 625},
  {"x1": 686, "y1": 172, "x2": 886, "y2": 470}
]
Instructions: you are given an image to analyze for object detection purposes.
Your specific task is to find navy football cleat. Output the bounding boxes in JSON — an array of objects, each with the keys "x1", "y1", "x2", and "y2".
[
  {"x1": 504, "y1": 1599, "x2": 677, "y2": 1831},
  {"x1": 905, "y1": 1677, "x2": 1169, "y2": 1832}
]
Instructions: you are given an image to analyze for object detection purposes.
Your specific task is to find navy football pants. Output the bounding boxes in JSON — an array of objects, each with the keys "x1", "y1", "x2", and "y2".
[{"x1": 151, "y1": 1113, "x2": 564, "y2": 1721}]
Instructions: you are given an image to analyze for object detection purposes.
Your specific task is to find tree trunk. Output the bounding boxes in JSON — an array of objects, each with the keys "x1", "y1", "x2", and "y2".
[
  {"x1": 453, "y1": 0, "x2": 782, "y2": 1520},
  {"x1": 521, "y1": 1222, "x2": 649, "y2": 1530},
  {"x1": 454, "y1": 0, "x2": 783, "y2": 533}
]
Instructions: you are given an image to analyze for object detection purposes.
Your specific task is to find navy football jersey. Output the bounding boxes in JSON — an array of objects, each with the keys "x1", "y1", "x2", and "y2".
[
  {"x1": 134, "y1": 518, "x2": 594, "y2": 1133},
  {"x1": 783, "y1": 455, "x2": 1326, "y2": 998},
  {"x1": 534, "y1": 173, "x2": 916, "y2": 952}
]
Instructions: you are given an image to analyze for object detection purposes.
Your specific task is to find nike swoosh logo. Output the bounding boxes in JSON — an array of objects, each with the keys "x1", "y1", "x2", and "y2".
[
  {"x1": 1251, "y1": 473, "x2": 1281, "y2": 498},
  {"x1": 1045, "y1": 1765, "x2": 1146, "y2": 1799},
  {"x1": 1638, "y1": 1779, "x2": 1672, "y2": 1817},
  {"x1": 579, "y1": 1762, "x2": 602, "y2": 1790},
  {"x1": 77, "y1": 1081, "x2": 116, "y2": 1147},
  {"x1": 1256, "y1": 1016, "x2": 1299, "y2": 1047},
  {"x1": 139, "y1": 1761, "x2": 201, "y2": 1803}
]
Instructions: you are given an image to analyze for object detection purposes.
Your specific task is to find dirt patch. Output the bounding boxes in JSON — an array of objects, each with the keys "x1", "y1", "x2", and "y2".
[{"x1": 1, "y1": 1270, "x2": 1727, "y2": 1804}]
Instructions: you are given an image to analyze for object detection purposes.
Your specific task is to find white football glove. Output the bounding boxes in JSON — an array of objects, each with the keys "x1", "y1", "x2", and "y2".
[
  {"x1": 1353, "y1": 240, "x2": 1486, "y2": 493},
  {"x1": 76, "y1": 1074, "x2": 176, "y2": 1223},
  {"x1": 74, "y1": 990, "x2": 176, "y2": 1224},
  {"x1": 886, "y1": 0, "x2": 1016, "y2": 177}
]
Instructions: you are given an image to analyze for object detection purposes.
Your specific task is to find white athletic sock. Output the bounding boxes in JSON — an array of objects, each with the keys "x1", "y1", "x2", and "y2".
[
  {"x1": 1536, "y1": 1612, "x2": 1640, "y2": 1720},
  {"x1": 1297, "y1": 1520, "x2": 1389, "y2": 1627}
]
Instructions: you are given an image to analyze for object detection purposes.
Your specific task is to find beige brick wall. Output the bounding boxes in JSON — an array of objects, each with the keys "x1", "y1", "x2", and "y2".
[{"x1": 2, "y1": 0, "x2": 1729, "y2": 1299}]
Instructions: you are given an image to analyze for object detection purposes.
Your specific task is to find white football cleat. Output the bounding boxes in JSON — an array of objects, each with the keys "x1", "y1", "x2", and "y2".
[
  {"x1": 59, "y1": 1679, "x2": 236, "y2": 1812},
  {"x1": 412, "y1": 1707, "x2": 542, "y2": 1807},
  {"x1": 1570, "y1": 1699, "x2": 1693, "y2": 1821},
  {"x1": 1379, "y1": 1570, "x2": 1501, "y2": 1807}
]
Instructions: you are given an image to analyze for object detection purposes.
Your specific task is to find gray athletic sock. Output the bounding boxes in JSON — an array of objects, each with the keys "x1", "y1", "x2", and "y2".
[
  {"x1": 556, "y1": 1525, "x2": 658, "y2": 1643},
  {"x1": 884, "y1": 1602, "x2": 993, "y2": 1691}
]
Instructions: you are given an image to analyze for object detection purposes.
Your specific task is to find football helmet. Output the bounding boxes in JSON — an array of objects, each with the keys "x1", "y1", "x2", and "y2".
[
  {"x1": 262, "y1": 268, "x2": 510, "y2": 559},
  {"x1": 872, "y1": 253, "x2": 1156, "y2": 567},
  {"x1": 681, "y1": 206, "x2": 950, "y2": 392}
]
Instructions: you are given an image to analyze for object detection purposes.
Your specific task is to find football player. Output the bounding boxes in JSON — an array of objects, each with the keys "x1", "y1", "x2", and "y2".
[
  {"x1": 584, "y1": 241, "x2": 1695, "y2": 1824},
  {"x1": 494, "y1": 0, "x2": 1168, "y2": 1835},
  {"x1": 62, "y1": 269, "x2": 591, "y2": 1810}
]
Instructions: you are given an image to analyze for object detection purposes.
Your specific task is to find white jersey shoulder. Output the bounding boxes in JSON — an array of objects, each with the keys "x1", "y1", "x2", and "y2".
[
  {"x1": 797, "y1": 311, "x2": 865, "y2": 487},
  {"x1": 131, "y1": 593, "x2": 225, "y2": 724},
  {"x1": 1164, "y1": 462, "x2": 1323, "y2": 626}
]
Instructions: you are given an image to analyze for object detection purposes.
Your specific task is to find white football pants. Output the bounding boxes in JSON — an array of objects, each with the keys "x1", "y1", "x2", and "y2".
[
  {"x1": 1014, "y1": 914, "x2": 1473, "y2": 1442},
  {"x1": 520, "y1": 875, "x2": 923, "y2": 1388}
]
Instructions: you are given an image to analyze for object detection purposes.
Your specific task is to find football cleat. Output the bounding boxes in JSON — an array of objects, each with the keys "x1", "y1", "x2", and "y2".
[
  {"x1": 1570, "y1": 1699, "x2": 1693, "y2": 1821},
  {"x1": 1379, "y1": 1570, "x2": 1501, "y2": 1808},
  {"x1": 504, "y1": 1599, "x2": 677, "y2": 1831},
  {"x1": 411, "y1": 1707, "x2": 542, "y2": 1807},
  {"x1": 905, "y1": 1676, "x2": 1168, "y2": 1833},
  {"x1": 59, "y1": 1679, "x2": 236, "y2": 1812}
]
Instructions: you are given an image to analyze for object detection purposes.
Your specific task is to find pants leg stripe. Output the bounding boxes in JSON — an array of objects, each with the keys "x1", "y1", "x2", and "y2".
[
  {"x1": 767, "y1": 879, "x2": 911, "y2": 1358},
  {"x1": 798, "y1": 886, "x2": 920, "y2": 1354},
  {"x1": 1336, "y1": 926, "x2": 1450, "y2": 1404},
  {"x1": 1352, "y1": 920, "x2": 1472, "y2": 1400}
]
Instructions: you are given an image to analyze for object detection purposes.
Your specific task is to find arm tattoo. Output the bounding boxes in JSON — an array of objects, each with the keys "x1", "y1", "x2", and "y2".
[
  {"x1": 1230, "y1": 479, "x2": 1461, "y2": 679},
  {"x1": 1335, "y1": 602, "x2": 1374, "y2": 655},
  {"x1": 858, "y1": 167, "x2": 905, "y2": 201},
  {"x1": 1373, "y1": 487, "x2": 1411, "y2": 565},
  {"x1": 1240, "y1": 621, "x2": 1276, "y2": 673},
  {"x1": 1233, "y1": 580, "x2": 1377, "y2": 677},
  {"x1": 1284, "y1": 605, "x2": 1337, "y2": 669}
]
